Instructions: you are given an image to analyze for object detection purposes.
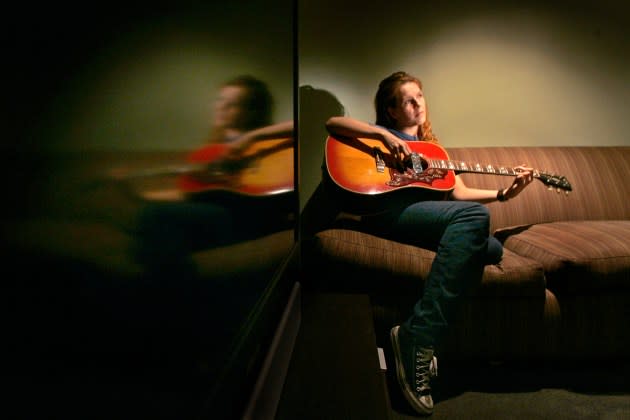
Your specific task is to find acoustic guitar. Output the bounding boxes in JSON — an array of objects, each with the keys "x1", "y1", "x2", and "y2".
[
  {"x1": 325, "y1": 135, "x2": 572, "y2": 198},
  {"x1": 110, "y1": 137, "x2": 294, "y2": 198},
  {"x1": 177, "y1": 137, "x2": 294, "y2": 196}
]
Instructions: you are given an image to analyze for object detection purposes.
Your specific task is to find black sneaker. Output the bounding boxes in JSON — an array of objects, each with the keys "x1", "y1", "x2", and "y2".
[{"x1": 390, "y1": 325, "x2": 438, "y2": 415}]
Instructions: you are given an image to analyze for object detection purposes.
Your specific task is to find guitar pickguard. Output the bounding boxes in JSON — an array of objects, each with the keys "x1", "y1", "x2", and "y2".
[{"x1": 387, "y1": 167, "x2": 449, "y2": 187}]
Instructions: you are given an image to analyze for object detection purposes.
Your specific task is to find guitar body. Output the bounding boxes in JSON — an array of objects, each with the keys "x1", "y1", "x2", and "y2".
[
  {"x1": 325, "y1": 136, "x2": 456, "y2": 195},
  {"x1": 323, "y1": 136, "x2": 456, "y2": 214},
  {"x1": 177, "y1": 138, "x2": 294, "y2": 197}
]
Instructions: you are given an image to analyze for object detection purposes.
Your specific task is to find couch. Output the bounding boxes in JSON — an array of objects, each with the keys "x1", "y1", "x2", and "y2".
[{"x1": 300, "y1": 145, "x2": 630, "y2": 362}]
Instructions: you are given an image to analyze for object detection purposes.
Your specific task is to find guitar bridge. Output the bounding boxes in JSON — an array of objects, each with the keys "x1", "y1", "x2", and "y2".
[{"x1": 373, "y1": 148, "x2": 385, "y2": 173}]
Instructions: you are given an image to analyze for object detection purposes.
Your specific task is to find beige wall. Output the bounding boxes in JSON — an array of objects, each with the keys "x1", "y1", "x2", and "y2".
[
  {"x1": 59, "y1": 37, "x2": 293, "y2": 152},
  {"x1": 28, "y1": 3, "x2": 293, "y2": 152},
  {"x1": 298, "y1": 0, "x2": 629, "y2": 207}
]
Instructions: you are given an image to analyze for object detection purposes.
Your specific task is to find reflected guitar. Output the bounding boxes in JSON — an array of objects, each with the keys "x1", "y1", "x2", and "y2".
[
  {"x1": 178, "y1": 137, "x2": 294, "y2": 196},
  {"x1": 115, "y1": 138, "x2": 294, "y2": 197},
  {"x1": 324, "y1": 135, "x2": 572, "y2": 197}
]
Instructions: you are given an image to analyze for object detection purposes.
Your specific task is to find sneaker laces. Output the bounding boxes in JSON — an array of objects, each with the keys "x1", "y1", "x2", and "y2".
[{"x1": 413, "y1": 349, "x2": 438, "y2": 394}]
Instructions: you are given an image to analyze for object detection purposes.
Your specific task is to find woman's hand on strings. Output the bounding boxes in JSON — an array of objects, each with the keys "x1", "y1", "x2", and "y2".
[
  {"x1": 503, "y1": 164, "x2": 535, "y2": 199},
  {"x1": 383, "y1": 133, "x2": 411, "y2": 160}
]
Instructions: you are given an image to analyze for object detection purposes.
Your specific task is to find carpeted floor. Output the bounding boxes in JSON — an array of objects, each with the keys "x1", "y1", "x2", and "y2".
[
  {"x1": 276, "y1": 291, "x2": 630, "y2": 420},
  {"x1": 386, "y1": 358, "x2": 630, "y2": 419}
]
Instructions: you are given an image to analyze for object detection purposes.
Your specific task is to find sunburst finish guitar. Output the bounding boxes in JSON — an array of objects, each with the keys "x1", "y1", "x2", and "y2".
[
  {"x1": 177, "y1": 137, "x2": 294, "y2": 196},
  {"x1": 105, "y1": 137, "x2": 294, "y2": 202},
  {"x1": 325, "y1": 135, "x2": 572, "y2": 198}
]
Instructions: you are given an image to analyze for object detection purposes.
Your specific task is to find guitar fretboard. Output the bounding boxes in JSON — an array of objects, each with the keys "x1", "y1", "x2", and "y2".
[{"x1": 425, "y1": 157, "x2": 538, "y2": 178}]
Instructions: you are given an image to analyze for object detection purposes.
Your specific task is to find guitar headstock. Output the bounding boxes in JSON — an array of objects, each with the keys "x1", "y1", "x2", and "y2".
[{"x1": 536, "y1": 171, "x2": 572, "y2": 194}]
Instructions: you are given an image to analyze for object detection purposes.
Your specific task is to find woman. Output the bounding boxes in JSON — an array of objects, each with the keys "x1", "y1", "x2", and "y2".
[
  {"x1": 131, "y1": 75, "x2": 294, "y2": 275},
  {"x1": 205, "y1": 75, "x2": 293, "y2": 158},
  {"x1": 325, "y1": 71, "x2": 533, "y2": 415}
]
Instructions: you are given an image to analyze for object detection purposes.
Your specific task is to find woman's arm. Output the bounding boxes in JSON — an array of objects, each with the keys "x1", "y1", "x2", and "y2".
[
  {"x1": 326, "y1": 116, "x2": 412, "y2": 155},
  {"x1": 450, "y1": 176, "x2": 499, "y2": 203},
  {"x1": 224, "y1": 120, "x2": 294, "y2": 160},
  {"x1": 451, "y1": 164, "x2": 534, "y2": 203},
  {"x1": 229, "y1": 120, "x2": 294, "y2": 154},
  {"x1": 245, "y1": 120, "x2": 295, "y2": 142}
]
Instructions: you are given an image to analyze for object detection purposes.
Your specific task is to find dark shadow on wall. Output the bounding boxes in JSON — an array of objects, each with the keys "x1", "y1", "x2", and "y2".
[
  {"x1": 299, "y1": 85, "x2": 350, "y2": 241},
  {"x1": 298, "y1": 85, "x2": 345, "y2": 211}
]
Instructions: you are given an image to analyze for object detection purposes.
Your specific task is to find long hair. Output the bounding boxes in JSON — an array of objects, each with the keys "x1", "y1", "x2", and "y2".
[
  {"x1": 208, "y1": 75, "x2": 274, "y2": 142},
  {"x1": 374, "y1": 71, "x2": 438, "y2": 143}
]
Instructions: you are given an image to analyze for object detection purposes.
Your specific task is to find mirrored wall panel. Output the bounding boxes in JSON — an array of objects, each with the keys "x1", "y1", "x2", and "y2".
[{"x1": 3, "y1": 2, "x2": 295, "y2": 418}]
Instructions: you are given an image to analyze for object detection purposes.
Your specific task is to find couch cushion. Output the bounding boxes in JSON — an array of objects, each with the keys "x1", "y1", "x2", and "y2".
[
  {"x1": 1, "y1": 218, "x2": 294, "y2": 282},
  {"x1": 478, "y1": 247, "x2": 546, "y2": 298},
  {"x1": 497, "y1": 220, "x2": 630, "y2": 294},
  {"x1": 306, "y1": 228, "x2": 546, "y2": 298}
]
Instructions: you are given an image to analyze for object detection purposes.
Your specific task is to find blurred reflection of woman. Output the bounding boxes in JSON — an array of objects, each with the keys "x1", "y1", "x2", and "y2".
[{"x1": 127, "y1": 75, "x2": 294, "y2": 277}]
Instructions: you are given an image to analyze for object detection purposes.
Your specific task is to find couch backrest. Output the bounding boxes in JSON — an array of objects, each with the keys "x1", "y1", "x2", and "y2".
[{"x1": 446, "y1": 146, "x2": 630, "y2": 232}]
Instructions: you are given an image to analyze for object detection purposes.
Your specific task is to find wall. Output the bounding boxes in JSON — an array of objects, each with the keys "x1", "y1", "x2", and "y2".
[
  {"x1": 298, "y1": 0, "x2": 629, "y2": 208},
  {"x1": 6, "y1": 2, "x2": 293, "y2": 152}
]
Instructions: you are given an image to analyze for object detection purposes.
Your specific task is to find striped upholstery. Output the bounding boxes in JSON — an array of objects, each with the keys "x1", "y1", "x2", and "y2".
[
  {"x1": 499, "y1": 220, "x2": 630, "y2": 294},
  {"x1": 311, "y1": 228, "x2": 546, "y2": 298}
]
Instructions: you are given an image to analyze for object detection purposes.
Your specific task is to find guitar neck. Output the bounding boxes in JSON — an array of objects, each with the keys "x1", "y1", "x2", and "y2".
[
  {"x1": 121, "y1": 163, "x2": 206, "y2": 180},
  {"x1": 426, "y1": 157, "x2": 539, "y2": 179}
]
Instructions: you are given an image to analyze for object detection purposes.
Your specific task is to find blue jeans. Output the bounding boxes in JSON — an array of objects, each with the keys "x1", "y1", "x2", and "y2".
[
  {"x1": 131, "y1": 198, "x2": 290, "y2": 276},
  {"x1": 133, "y1": 201, "x2": 236, "y2": 264},
  {"x1": 373, "y1": 200, "x2": 501, "y2": 349}
]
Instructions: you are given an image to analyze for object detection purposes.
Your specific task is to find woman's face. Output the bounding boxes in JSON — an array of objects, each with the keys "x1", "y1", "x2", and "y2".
[
  {"x1": 388, "y1": 81, "x2": 426, "y2": 130},
  {"x1": 213, "y1": 85, "x2": 249, "y2": 129}
]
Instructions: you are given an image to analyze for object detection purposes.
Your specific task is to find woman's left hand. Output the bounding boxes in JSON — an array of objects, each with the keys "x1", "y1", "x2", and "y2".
[{"x1": 503, "y1": 164, "x2": 535, "y2": 200}]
